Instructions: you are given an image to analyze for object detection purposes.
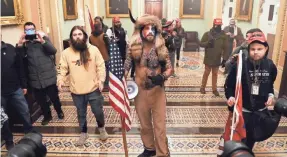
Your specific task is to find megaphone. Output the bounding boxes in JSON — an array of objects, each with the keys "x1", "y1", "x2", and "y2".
[{"x1": 126, "y1": 80, "x2": 138, "y2": 100}]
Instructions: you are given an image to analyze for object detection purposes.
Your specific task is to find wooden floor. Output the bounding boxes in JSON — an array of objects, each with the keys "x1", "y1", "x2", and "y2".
[{"x1": 2, "y1": 52, "x2": 287, "y2": 157}]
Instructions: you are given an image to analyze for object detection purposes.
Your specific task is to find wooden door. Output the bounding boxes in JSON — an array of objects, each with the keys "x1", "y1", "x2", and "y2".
[{"x1": 145, "y1": 0, "x2": 163, "y2": 19}]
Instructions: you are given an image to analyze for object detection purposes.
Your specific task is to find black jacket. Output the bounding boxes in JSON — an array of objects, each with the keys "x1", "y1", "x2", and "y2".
[
  {"x1": 17, "y1": 37, "x2": 57, "y2": 89},
  {"x1": 1, "y1": 41, "x2": 27, "y2": 95},
  {"x1": 164, "y1": 34, "x2": 176, "y2": 52},
  {"x1": 225, "y1": 55, "x2": 277, "y2": 111},
  {"x1": 110, "y1": 27, "x2": 127, "y2": 59}
]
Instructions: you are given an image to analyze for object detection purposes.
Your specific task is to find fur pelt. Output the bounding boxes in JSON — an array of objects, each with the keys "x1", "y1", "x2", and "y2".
[{"x1": 129, "y1": 14, "x2": 168, "y2": 62}]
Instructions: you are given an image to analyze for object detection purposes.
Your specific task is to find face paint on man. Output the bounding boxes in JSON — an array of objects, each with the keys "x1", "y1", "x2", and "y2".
[{"x1": 142, "y1": 24, "x2": 156, "y2": 42}]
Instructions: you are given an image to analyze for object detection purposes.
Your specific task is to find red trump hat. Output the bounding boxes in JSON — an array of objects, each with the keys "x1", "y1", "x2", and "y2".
[
  {"x1": 213, "y1": 18, "x2": 223, "y2": 25},
  {"x1": 248, "y1": 32, "x2": 267, "y2": 43}
]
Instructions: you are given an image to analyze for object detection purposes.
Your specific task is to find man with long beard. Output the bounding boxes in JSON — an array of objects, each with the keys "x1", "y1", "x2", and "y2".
[
  {"x1": 125, "y1": 11, "x2": 173, "y2": 157},
  {"x1": 106, "y1": 16, "x2": 128, "y2": 63},
  {"x1": 89, "y1": 16, "x2": 110, "y2": 87},
  {"x1": 57, "y1": 26, "x2": 108, "y2": 146}
]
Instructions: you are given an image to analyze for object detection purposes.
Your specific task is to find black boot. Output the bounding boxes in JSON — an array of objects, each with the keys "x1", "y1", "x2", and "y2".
[
  {"x1": 138, "y1": 149, "x2": 156, "y2": 157},
  {"x1": 57, "y1": 109, "x2": 64, "y2": 119},
  {"x1": 41, "y1": 115, "x2": 52, "y2": 125},
  {"x1": 57, "y1": 112, "x2": 64, "y2": 119}
]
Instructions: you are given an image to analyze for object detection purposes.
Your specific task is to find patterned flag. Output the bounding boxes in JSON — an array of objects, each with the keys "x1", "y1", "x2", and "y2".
[
  {"x1": 108, "y1": 39, "x2": 132, "y2": 131},
  {"x1": 217, "y1": 50, "x2": 246, "y2": 156}
]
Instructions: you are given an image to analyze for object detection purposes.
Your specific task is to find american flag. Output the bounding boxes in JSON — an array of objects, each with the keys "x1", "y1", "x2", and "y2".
[
  {"x1": 108, "y1": 39, "x2": 132, "y2": 131},
  {"x1": 217, "y1": 50, "x2": 246, "y2": 156}
]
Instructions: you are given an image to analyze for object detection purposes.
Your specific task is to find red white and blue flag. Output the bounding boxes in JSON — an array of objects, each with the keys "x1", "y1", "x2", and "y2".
[{"x1": 108, "y1": 40, "x2": 132, "y2": 131}]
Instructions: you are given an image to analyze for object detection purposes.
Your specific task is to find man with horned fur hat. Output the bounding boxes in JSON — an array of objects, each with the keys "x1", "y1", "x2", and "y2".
[{"x1": 124, "y1": 10, "x2": 173, "y2": 157}]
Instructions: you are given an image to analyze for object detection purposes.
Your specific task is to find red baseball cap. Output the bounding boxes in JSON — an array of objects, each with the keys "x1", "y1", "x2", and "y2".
[
  {"x1": 248, "y1": 32, "x2": 267, "y2": 43},
  {"x1": 113, "y1": 16, "x2": 120, "y2": 23},
  {"x1": 213, "y1": 18, "x2": 223, "y2": 25}
]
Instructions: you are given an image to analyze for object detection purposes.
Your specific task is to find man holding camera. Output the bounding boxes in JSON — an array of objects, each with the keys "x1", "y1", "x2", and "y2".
[
  {"x1": 16, "y1": 22, "x2": 64, "y2": 126},
  {"x1": 199, "y1": 18, "x2": 229, "y2": 96}
]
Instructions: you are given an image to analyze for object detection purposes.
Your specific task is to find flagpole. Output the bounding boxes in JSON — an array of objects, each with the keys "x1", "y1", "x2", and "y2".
[{"x1": 121, "y1": 116, "x2": 129, "y2": 157}]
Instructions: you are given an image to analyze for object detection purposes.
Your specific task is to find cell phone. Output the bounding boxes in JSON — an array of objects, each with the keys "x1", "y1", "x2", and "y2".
[{"x1": 25, "y1": 29, "x2": 37, "y2": 40}]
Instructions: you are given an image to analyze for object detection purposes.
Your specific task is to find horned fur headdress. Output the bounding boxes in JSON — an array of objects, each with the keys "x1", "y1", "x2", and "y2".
[{"x1": 128, "y1": 9, "x2": 173, "y2": 61}]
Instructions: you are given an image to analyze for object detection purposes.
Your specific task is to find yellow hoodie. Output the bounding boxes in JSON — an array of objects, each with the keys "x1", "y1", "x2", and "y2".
[{"x1": 57, "y1": 44, "x2": 106, "y2": 94}]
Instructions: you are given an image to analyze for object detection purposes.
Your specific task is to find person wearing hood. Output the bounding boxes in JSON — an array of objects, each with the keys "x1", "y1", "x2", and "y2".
[
  {"x1": 89, "y1": 16, "x2": 110, "y2": 87},
  {"x1": 93, "y1": 16, "x2": 109, "y2": 33},
  {"x1": 200, "y1": 18, "x2": 229, "y2": 96},
  {"x1": 224, "y1": 28, "x2": 263, "y2": 75},
  {"x1": 124, "y1": 11, "x2": 173, "y2": 157},
  {"x1": 224, "y1": 32, "x2": 277, "y2": 149}
]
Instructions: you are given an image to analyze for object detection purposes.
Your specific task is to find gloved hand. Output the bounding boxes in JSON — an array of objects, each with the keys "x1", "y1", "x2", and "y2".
[
  {"x1": 221, "y1": 60, "x2": 226, "y2": 68},
  {"x1": 207, "y1": 39, "x2": 215, "y2": 48},
  {"x1": 147, "y1": 74, "x2": 165, "y2": 86}
]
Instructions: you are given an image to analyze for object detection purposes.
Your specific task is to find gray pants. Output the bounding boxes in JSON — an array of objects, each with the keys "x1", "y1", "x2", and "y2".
[
  {"x1": 71, "y1": 89, "x2": 105, "y2": 133},
  {"x1": 169, "y1": 51, "x2": 175, "y2": 69}
]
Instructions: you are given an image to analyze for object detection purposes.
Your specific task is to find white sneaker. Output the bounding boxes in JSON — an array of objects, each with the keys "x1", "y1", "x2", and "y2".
[
  {"x1": 75, "y1": 133, "x2": 89, "y2": 146},
  {"x1": 98, "y1": 127, "x2": 108, "y2": 141}
]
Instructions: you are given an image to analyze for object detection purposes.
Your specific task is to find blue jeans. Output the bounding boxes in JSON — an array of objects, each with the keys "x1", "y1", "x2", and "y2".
[
  {"x1": 71, "y1": 89, "x2": 105, "y2": 133},
  {"x1": 1, "y1": 88, "x2": 33, "y2": 141}
]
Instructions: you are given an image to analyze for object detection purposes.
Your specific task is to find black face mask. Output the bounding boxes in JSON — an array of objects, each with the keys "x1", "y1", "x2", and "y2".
[{"x1": 214, "y1": 26, "x2": 222, "y2": 32}]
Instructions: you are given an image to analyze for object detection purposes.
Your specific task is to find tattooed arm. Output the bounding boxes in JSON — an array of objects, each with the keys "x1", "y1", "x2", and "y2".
[{"x1": 124, "y1": 49, "x2": 132, "y2": 78}]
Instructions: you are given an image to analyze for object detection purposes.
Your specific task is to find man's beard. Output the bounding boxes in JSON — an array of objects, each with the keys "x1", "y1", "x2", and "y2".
[
  {"x1": 143, "y1": 35, "x2": 155, "y2": 43},
  {"x1": 114, "y1": 24, "x2": 121, "y2": 29},
  {"x1": 71, "y1": 38, "x2": 87, "y2": 52}
]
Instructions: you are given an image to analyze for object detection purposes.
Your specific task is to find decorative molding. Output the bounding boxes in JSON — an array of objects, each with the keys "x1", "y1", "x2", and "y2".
[
  {"x1": 63, "y1": 0, "x2": 78, "y2": 20},
  {"x1": 55, "y1": 0, "x2": 63, "y2": 52},
  {"x1": 37, "y1": 0, "x2": 44, "y2": 31},
  {"x1": 276, "y1": 4, "x2": 287, "y2": 65},
  {"x1": 179, "y1": 0, "x2": 205, "y2": 19},
  {"x1": 105, "y1": 0, "x2": 132, "y2": 17},
  {"x1": 1, "y1": 0, "x2": 24, "y2": 25},
  {"x1": 235, "y1": 0, "x2": 253, "y2": 21},
  {"x1": 222, "y1": 0, "x2": 226, "y2": 14},
  {"x1": 259, "y1": 0, "x2": 265, "y2": 15},
  {"x1": 257, "y1": 0, "x2": 265, "y2": 27}
]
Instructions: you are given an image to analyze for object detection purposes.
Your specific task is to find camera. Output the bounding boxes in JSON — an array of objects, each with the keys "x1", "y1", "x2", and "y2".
[
  {"x1": 25, "y1": 29, "x2": 37, "y2": 40},
  {"x1": 7, "y1": 132, "x2": 47, "y2": 157},
  {"x1": 222, "y1": 141, "x2": 254, "y2": 157}
]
